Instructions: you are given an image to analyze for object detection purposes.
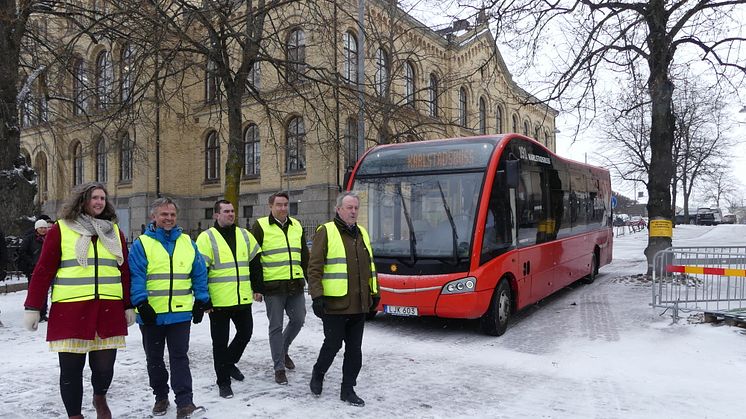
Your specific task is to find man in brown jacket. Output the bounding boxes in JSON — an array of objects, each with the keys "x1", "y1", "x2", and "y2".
[{"x1": 307, "y1": 192, "x2": 379, "y2": 407}]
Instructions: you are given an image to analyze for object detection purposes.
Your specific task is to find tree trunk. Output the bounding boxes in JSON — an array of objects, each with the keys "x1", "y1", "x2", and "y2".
[
  {"x1": 644, "y1": 6, "x2": 675, "y2": 275},
  {"x1": 223, "y1": 90, "x2": 244, "y2": 211},
  {"x1": 0, "y1": 4, "x2": 36, "y2": 235}
]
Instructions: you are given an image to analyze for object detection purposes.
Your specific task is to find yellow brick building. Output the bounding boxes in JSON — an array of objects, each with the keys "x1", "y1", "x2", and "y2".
[{"x1": 20, "y1": 0, "x2": 556, "y2": 242}]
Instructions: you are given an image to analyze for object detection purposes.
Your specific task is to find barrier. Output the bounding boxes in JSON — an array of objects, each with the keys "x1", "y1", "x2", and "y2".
[{"x1": 652, "y1": 246, "x2": 746, "y2": 322}]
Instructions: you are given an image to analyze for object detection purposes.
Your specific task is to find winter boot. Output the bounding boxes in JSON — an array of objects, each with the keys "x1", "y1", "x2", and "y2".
[
  {"x1": 92, "y1": 394, "x2": 112, "y2": 419},
  {"x1": 309, "y1": 369, "x2": 324, "y2": 396},
  {"x1": 340, "y1": 388, "x2": 365, "y2": 407}
]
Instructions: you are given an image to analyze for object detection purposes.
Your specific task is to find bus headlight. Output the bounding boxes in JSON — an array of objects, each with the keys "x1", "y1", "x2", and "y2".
[{"x1": 442, "y1": 277, "x2": 477, "y2": 294}]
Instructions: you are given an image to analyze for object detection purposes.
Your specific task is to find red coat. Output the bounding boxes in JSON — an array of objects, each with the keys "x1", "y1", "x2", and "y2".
[{"x1": 24, "y1": 223, "x2": 131, "y2": 342}]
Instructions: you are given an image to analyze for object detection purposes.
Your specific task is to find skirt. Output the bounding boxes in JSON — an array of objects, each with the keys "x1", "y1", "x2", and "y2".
[{"x1": 49, "y1": 334, "x2": 126, "y2": 354}]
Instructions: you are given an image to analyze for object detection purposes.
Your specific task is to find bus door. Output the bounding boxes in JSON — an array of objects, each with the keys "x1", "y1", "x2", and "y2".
[{"x1": 516, "y1": 166, "x2": 556, "y2": 303}]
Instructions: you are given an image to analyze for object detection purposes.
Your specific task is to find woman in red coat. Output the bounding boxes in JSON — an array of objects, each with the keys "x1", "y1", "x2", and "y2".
[{"x1": 24, "y1": 182, "x2": 134, "y2": 419}]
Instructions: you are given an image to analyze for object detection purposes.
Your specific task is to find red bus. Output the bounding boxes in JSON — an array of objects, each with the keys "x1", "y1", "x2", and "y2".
[{"x1": 348, "y1": 134, "x2": 612, "y2": 335}]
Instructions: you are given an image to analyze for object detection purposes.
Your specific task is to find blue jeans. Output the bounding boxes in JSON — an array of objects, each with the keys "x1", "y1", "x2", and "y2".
[{"x1": 140, "y1": 321, "x2": 193, "y2": 408}]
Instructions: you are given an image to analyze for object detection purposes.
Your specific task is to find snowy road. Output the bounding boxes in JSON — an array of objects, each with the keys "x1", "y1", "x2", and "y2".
[{"x1": 1, "y1": 225, "x2": 745, "y2": 418}]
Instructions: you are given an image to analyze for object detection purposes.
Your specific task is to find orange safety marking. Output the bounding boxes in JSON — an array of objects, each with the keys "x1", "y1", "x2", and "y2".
[{"x1": 666, "y1": 265, "x2": 746, "y2": 277}]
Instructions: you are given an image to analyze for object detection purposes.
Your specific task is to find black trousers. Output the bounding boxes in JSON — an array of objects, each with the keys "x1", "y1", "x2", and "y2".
[
  {"x1": 313, "y1": 313, "x2": 366, "y2": 391},
  {"x1": 58, "y1": 349, "x2": 116, "y2": 417},
  {"x1": 209, "y1": 308, "x2": 253, "y2": 386}
]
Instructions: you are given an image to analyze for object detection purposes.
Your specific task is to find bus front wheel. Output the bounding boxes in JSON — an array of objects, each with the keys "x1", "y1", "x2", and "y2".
[{"x1": 480, "y1": 279, "x2": 512, "y2": 336}]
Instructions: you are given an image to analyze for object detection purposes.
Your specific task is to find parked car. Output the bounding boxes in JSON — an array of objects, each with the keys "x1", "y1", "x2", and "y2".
[
  {"x1": 630, "y1": 216, "x2": 646, "y2": 228},
  {"x1": 722, "y1": 214, "x2": 736, "y2": 224}
]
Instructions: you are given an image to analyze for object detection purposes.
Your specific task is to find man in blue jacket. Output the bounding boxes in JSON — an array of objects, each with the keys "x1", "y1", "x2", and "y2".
[{"x1": 130, "y1": 197, "x2": 211, "y2": 419}]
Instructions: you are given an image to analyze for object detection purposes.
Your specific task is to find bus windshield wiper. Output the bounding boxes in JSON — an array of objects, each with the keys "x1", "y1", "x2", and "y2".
[
  {"x1": 437, "y1": 181, "x2": 459, "y2": 263},
  {"x1": 396, "y1": 184, "x2": 417, "y2": 265}
]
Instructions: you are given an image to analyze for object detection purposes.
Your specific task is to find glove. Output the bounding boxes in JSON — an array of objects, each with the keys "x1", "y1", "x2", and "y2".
[
  {"x1": 125, "y1": 308, "x2": 136, "y2": 327},
  {"x1": 24, "y1": 310, "x2": 40, "y2": 331},
  {"x1": 370, "y1": 296, "x2": 381, "y2": 311},
  {"x1": 192, "y1": 300, "x2": 211, "y2": 324},
  {"x1": 137, "y1": 302, "x2": 157, "y2": 326},
  {"x1": 312, "y1": 297, "x2": 325, "y2": 319}
]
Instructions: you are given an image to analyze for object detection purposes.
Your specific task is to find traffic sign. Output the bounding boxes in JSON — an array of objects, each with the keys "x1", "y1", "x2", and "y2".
[{"x1": 611, "y1": 196, "x2": 617, "y2": 209}]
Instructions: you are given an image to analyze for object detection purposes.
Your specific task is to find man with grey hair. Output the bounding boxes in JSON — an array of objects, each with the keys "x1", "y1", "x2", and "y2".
[
  {"x1": 129, "y1": 197, "x2": 211, "y2": 418},
  {"x1": 307, "y1": 192, "x2": 380, "y2": 407}
]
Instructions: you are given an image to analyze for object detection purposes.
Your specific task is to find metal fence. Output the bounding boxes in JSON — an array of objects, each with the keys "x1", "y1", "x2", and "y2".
[
  {"x1": 652, "y1": 246, "x2": 746, "y2": 322},
  {"x1": 1, "y1": 244, "x2": 24, "y2": 282}
]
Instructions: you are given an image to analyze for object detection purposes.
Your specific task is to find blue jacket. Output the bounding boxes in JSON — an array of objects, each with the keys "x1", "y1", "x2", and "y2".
[{"x1": 129, "y1": 223, "x2": 210, "y2": 325}]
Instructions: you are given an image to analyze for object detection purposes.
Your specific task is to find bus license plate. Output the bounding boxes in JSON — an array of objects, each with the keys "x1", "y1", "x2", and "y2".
[{"x1": 384, "y1": 305, "x2": 418, "y2": 316}]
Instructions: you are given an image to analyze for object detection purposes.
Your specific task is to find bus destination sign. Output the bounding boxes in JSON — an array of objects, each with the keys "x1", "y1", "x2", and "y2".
[{"x1": 406, "y1": 149, "x2": 476, "y2": 170}]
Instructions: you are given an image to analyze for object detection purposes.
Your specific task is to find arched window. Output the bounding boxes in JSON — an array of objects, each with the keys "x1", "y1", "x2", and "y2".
[
  {"x1": 544, "y1": 130, "x2": 550, "y2": 147},
  {"x1": 20, "y1": 93, "x2": 35, "y2": 127},
  {"x1": 72, "y1": 141, "x2": 83, "y2": 185},
  {"x1": 534, "y1": 126, "x2": 541, "y2": 141},
  {"x1": 343, "y1": 31, "x2": 358, "y2": 84},
  {"x1": 512, "y1": 114, "x2": 519, "y2": 133},
  {"x1": 286, "y1": 28, "x2": 306, "y2": 83},
  {"x1": 205, "y1": 131, "x2": 220, "y2": 181},
  {"x1": 404, "y1": 61, "x2": 415, "y2": 107},
  {"x1": 247, "y1": 61, "x2": 261, "y2": 92},
  {"x1": 73, "y1": 57, "x2": 87, "y2": 115},
  {"x1": 374, "y1": 48, "x2": 388, "y2": 97},
  {"x1": 120, "y1": 43, "x2": 134, "y2": 104},
  {"x1": 429, "y1": 73, "x2": 439, "y2": 117},
  {"x1": 495, "y1": 106, "x2": 503, "y2": 132},
  {"x1": 243, "y1": 124, "x2": 260, "y2": 176},
  {"x1": 205, "y1": 59, "x2": 217, "y2": 103},
  {"x1": 35, "y1": 152, "x2": 48, "y2": 200},
  {"x1": 119, "y1": 132, "x2": 133, "y2": 182},
  {"x1": 523, "y1": 119, "x2": 530, "y2": 136},
  {"x1": 479, "y1": 97, "x2": 487, "y2": 134},
  {"x1": 344, "y1": 116, "x2": 359, "y2": 168},
  {"x1": 96, "y1": 137, "x2": 107, "y2": 182},
  {"x1": 459, "y1": 87, "x2": 468, "y2": 127},
  {"x1": 286, "y1": 117, "x2": 306, "y2": 172},
  {"x1": 95, "y1": 50, "x2": 113, "y2": 109}
]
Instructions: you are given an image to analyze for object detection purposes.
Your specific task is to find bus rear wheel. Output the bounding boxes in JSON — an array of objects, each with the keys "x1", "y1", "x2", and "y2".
[
  {"x1": 583, "y1": 252, "x2": 598, "y2": 284},
  {"x1": 480, "y1": 279, "x2": 512, "y2": 336}
]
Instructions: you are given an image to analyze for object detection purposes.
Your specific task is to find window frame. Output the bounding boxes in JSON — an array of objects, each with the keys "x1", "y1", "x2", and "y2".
[
  {"x1": 285, "y1": 117, "x2": 306, "y2": 173},
  {"x1": 205, "y1": 130, "x2": 220, "y2": 181},
  {"x1": 286, "y1": 28, "x2": 307, "y2": 83},
  {"x1": 459, "y1": 87, "x2": 468, "y2": 127},
  {"x1": 343, "y1": 31, "x2": 358, "y2": 84},
  {"x1": 95, "y1": 50, "x2": 113, "y2": 109},
  {"x1": 96, "y1": 137, "x2": 107, "y2": 183},
  {"x1": 374, "y1": 48, "x2": 389, "y2": 97},
  {"x1": 243, "y1": 123, "x2": 261, "y2": 177}
]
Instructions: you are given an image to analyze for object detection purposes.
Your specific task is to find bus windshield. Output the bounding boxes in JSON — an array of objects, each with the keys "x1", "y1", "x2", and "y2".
[{"x1": 353, "y1": 172, "x2": 483, "y2": 261}]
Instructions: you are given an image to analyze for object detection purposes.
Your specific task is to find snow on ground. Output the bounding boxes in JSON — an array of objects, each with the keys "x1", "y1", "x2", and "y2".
[{"x1": 2, "y1": 225, "x2": 746, "y2": 418}]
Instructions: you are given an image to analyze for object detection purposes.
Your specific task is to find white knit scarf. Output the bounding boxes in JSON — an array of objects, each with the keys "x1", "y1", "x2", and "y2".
[{"x1": 67, "y1": 214, "x2": 124, "y2": 267}]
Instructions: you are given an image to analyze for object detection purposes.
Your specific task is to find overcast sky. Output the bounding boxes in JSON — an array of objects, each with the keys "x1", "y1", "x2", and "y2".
[{"x1": 403, "y1": 0, "x2": 746, "y2": 209}]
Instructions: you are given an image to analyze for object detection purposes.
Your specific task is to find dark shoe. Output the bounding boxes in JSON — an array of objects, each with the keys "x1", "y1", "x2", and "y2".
[
  {"x1": 152, "y1": 399, "x2": 169, "y2": 416},
  {"x1": 219, "y1": 384, "x2": 234, "y2": 399},
  {"x1": 341, "y1": 389, "x2": 365, "y2": 407},
  {"x1": 309, "y1": 371, "x2": 324, "y2": 396},
  {"x1": 175, "y1": 403, "x2": 205, "y2": 419},
  {"x1": 92, "y1": 394, "x2": 112, "y2": 419},
  {"x1": 229, "y1": 365, "x2": 245, "y2": 381},
  {"x1": 284, "y1": 354, "x2": 295, "y2": 370},
  {"x1": 274, "y1": 370, "x2": 288, "y2": 385}
]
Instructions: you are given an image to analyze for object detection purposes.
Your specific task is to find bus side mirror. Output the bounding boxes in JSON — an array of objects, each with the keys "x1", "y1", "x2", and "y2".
[{"x1": 505, "y1": 160, "x2": 519, "y2": 189}]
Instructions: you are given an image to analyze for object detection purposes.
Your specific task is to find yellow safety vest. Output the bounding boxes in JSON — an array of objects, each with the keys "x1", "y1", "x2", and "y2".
[
  {"x1": 320, "y1": 222, "x2": 378, "y2": 297},
  {"x1": 196, "y1": 226, "x2": 260, "y2": 307},
  {"x1": 257, "y1": 216, "x2": 305, "y2": 282},
  {"x1": 51, "y1": 220, "x2": 123, "y2": 303},
  {"x1": 138, "y1": 234, "x2": 195, "y2": 314}
]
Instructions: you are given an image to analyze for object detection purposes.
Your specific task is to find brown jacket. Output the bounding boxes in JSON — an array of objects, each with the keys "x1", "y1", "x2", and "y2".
[{"x1": 308, "y1": 216, "x2": 377, "y2": 315}]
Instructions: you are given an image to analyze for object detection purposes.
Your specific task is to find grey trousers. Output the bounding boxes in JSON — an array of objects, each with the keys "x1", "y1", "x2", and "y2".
[{"x1": 265, "y1": 292, "x2": 307, "y2": 371}]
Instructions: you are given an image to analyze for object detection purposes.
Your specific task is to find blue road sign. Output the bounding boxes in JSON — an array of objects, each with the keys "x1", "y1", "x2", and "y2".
[{"x1": 611, "y1": 196, "x2": 617, "y2": 209}]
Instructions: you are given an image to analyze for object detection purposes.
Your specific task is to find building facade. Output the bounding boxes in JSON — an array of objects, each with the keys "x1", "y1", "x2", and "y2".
[{"x1": 20, "y1": 0, "x2": 557, "y2": 242}]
